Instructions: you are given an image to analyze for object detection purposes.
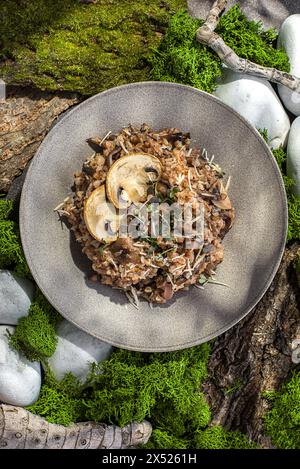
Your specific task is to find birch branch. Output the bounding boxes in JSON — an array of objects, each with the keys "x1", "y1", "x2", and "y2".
[
  {"x1": 196, "y1": 0, "x2": 300, "y2": 93},
  {"x1": 0, "y1": 405, "x2": 152, "y2": 449}
]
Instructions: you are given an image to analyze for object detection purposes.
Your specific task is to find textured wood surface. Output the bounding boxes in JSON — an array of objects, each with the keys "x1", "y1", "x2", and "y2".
[
  {"x1": 204, "y1": 243, "x2": 300, "y2": 447},
  {"x1": 0, "y1": 87, "x2": 79, "y2": 192},
  {"x1": 0, "y1": 405, "x2": 152, "y2": 449}
]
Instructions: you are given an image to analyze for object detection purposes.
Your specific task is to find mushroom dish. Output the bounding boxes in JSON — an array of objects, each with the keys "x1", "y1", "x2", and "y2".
[{"x1": 57, "y1": 124, "x2": 235, "y2": 306}]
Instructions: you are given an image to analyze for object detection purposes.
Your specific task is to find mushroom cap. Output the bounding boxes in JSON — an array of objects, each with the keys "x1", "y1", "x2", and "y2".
[
  {"x1": 84, "y1": 185, "x2": 120, "y2": 243},
  {"x1": 106, "y1": 152, "x2": 162, "y2": 208}
]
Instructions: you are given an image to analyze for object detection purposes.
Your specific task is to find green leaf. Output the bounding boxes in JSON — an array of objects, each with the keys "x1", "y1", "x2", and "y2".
[{"x1": 198, "y1": 274, "x2": 208, "y2": 285}]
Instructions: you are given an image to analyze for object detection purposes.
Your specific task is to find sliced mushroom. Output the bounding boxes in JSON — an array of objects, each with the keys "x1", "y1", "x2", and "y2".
[
  {"x1": 212, "y1": 181, "x2": 232, "y2": 210},
  {"x1": 84, "y1": 185, "x2": 120, "y2": 243},
  {"x1": 106, "y1": 152, "x2": 162, "y2": 208}
]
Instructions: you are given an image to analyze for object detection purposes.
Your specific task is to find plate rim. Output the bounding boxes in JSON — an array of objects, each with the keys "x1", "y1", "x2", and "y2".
[{"x1": 19, "y1": 81, "x2": 288, "y2": 351}]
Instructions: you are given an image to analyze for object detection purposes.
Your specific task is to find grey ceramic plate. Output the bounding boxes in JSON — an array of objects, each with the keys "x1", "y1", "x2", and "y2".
[{"x1": 20, "y1": 82, "x2": 287, "y2": 352}]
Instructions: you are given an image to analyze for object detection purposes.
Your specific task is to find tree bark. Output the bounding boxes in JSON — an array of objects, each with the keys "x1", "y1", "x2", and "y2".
[
  {"x1": 204, "y1": 242, "x2": 300, "y2": 448},
  {"x1": 0, "y1": 405, "x2": 152, "y2": 449},
  {"x1": 0, "y1": 87, "x2": 79, "y2": 193}
]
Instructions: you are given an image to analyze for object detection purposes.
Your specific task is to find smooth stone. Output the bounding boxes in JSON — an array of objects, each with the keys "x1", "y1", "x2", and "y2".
[
  {"x1": 0, "y1": 326, "x2": 41, "y2": 406},
  {"x1": 287, "y1": 116, "x2": 300, "y2": 197},
  {"x1": 278, "y1": 15, "x2": 300, "y2": 116},
  {"x1": 214, "y1": 69, "x2": 290, "y2": 148},
  {"x1": 47, "y1": 320, "x2": 113, "y2": 382},
  {"x1": 0, "y1": 270, "x2": 35, "y2": 325}
]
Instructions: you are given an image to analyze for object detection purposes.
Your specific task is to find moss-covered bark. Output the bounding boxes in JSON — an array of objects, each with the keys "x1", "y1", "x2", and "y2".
[
  {"x1": 0, "y1": 2, "x2": 290, "y2": 96},
  {"x1": 203, "y1": 243, "x2": 300, "y2": 448},
  {"x1": 0, "y1": 87, "x2": 79, "y2": 193},
  {"x1": 0, "y1": 0, "x2": 185, "y2": 95}
]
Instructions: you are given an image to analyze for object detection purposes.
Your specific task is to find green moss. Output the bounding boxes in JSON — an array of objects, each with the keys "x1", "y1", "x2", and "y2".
[
  {"x1": 27, "y1": 368, "x2": 85, "y2": 426},
  {"x1": 195, "y1": 426, "x2": 257, "y2": 449},
  {"x1": 0, "y1": 199, "x2": 30, "y2": 277},
  {"x1": 0, "y1": 198, "x2": 63, "y2": 361},
  {"x1": 149, "y1": 10, "x2": 222, "y2": 93},
  {"x1": 264, "y1": 371, "x2": 300, "y2": 449},
  {"x1": 217, "y1": 5, "x2": 289, "y2": 71},
  {"x1": 9, "y1": 289, "x2": 62, "y2": 361},
  {"x1": 259, "y1": 130, "x2": 300, "y2": 242},
  {"x1": 144, "y1": 429, "x2": 190, "y2": 449},
  {"x1": 84, "y1": 345, "x2": 211, "y2": 431},
  {"x1": 27, "y1": 343, "x2": 254, "y2": 448},
  {"x1": 0, "y1": 3, "x2": 289, "y2": 95},
  {"x1": 294, "y1": 251, "x2": 300, "y2": 287},
  {"x1": 149, "y1": 5, "x2": 289, "y2": 93},
  {"x1": 0, "y1": 199, "x2": 13, "y2": 220},
  {"x1": 28, "y1": 345, "x2": 211, "y2": 433},
  {"x1": 286, "y1": 194, "x2": 300, "y2": 242},
  {"x1": 0, "y1": 0, "x2": 185, "y2": 95},
  {"x1": 272, "y1": 147, "x2": 300, "y2": 242},
  {"x1": 144, "y1": 426, "x2": 256, "y2": 449}
]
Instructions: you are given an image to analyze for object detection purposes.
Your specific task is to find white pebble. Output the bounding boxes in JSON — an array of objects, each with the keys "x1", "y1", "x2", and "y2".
[
  {"x1": 278, "y1": 15, "x2": 300, "y2": 116},
  {"x1": 46, "y1": 320, "x2": 113, "y2": 382},
  {"x1": 287, "y1": 116, "x2": 300, "y2": 197},
  {"x1": 0, "y1": 326, "x2": 41, "y2": 406},
  {"x1": 214, "y1": 69, "x2": 290, "y2": 149},
  {"x1": 0, "y1": 270, "x2": 35, "y2": 325}
]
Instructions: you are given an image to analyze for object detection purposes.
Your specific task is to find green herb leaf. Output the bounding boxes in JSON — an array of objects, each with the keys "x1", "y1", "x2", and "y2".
[
  {"x1": 98, "y1": 242, "x2": 108, "y2": 256},
  {"x1": 198, "y1": 274, "x2": 208, "y2": 285},
  {"x1": 156, "y1": 247, "x2": 176, "y2": 259},
  {"x1": 168, "y1": 187, "x2": 180, "y2": 201},
  {"x1": 144, "y1": 237, "x2": 160, "y2": 250}
]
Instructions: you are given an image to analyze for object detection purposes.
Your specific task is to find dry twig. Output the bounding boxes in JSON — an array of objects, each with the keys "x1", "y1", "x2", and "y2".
[{"x1": 196, "y1": 0, "x2": 300, "y2": 93}]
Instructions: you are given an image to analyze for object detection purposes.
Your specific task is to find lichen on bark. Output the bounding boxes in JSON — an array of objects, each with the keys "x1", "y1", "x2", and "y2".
[{"x1": 0, "y1": 0, "x2": 185, "y2": 95}]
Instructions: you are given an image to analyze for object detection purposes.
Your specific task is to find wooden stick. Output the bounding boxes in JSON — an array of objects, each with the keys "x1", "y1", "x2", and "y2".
[
  {"x1": 203, "y1": 0, "x2": 227, "y2": 32},
  {"x1": 0, "y1": 405, "x2": 152, "y2": 449},
  {"x1": 196, "y1": 0, "x2": 300, "y2": 93}
]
